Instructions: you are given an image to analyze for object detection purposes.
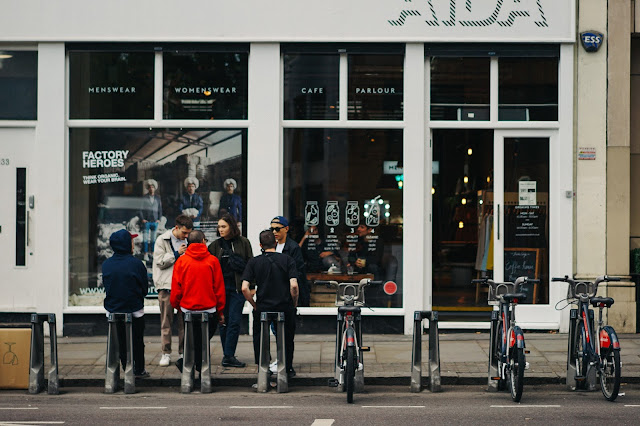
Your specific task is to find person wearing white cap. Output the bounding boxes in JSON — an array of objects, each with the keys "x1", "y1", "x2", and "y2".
[
  {"x1": 139, "y1": 179, "x2": 162, "y2": 262},
  {"x1": 179, "y1": 177, "x2": 203, "y2": 227},
  {"x1": 218, "y1": 178, "x2": 242, "y2": 223}
]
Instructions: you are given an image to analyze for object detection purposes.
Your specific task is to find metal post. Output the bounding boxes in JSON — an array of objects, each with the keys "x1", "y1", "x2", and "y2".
[
  {"x1": 46, "y1": 314, "x2": 59, "y2": 395},
  {"x1": 488, "y1": 310, "x2": 500, "y2": 392},
  {"x1": 566, "y1": 308, "x2": 578, "y2": 390},
  {"x1": 29, "y1": 314, "x2": 45, "y2": 394},
  {"x1": 410, "y1": 311, "x2": 441, "y2": 393},
  {"x1": 181, "y1": 312, "x2": 195, "y2": 393},
  {"x1": 105, "y1": 313, "x2": 134, "y2": 394},
  {"x1": 275, "y1": 312, "x2": 288, "y2": 393},
  {"x1": 410, "y1": 311, "x2": 424, "y2": 393},
  {"x1": 428, "y1": 311, "x2": 441, "y2": 392},
  {"x1": 123, "y1": 314, "x2": 135, "y2": 394},
  {"x1": 200, "y1": 314, "x2": 212, "y2": 394},
  {"x1": 586, "y1": 309, "x2": 597, "y2": 391},
  {"x1": 333, "y1": 311, "x2": 343, "y2": 391},
  {"x1": 257, "y1": 312, "x2": 272, "y2": 393}
]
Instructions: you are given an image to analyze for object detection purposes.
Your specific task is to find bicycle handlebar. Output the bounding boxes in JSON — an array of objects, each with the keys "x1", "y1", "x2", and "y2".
[{"x1": 551, "y1": 274, "x2": 621, "y2": 298}]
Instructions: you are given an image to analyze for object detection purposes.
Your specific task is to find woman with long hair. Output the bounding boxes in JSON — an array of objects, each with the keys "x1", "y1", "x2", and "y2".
[{"x1": 208, "y1": 213, "x2": 253, "y2": 367}]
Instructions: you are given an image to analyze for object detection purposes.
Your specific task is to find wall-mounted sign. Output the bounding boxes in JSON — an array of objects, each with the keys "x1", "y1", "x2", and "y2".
[
  {"x1": 578, "y1": 147, "x2": 596, "y2": 160},
  {"x1": 383, "y1": 161, "x2": 404, "y2": 174},
  {"x1": 580, "y1": 31, "x2": 604, "y2": 53}
]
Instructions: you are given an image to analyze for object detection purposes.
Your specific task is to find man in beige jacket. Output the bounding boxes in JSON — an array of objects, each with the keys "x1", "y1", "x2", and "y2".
[{"x1": 153, "y1": 214, "x2": 193, "y2": 367}]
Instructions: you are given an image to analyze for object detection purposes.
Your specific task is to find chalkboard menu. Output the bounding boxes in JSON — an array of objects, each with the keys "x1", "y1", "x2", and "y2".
[{"x1": 504, "y1": 248, "x2": 540, "y2": 303}]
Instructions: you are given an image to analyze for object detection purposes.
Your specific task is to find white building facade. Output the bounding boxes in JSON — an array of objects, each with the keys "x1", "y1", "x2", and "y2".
[{"x1": 0, "y1": 0, "x2": 581, "y2": 335}]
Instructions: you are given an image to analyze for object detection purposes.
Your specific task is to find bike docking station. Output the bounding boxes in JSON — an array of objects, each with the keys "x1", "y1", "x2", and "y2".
[
  {"x1": 105, "y1": 313, "x2": 135, "y2": 394},
  {"x1": 410, "y1": 310, "x2": 441, "y2": 393},
  {"x1": 567, "y1": 307, "x2": 597, "y2": 391},
  {"x1": 29, "y1": 313, "x2": 59, "y2": 395},
  {"x1": 181, "y1": 312, "x2": 212, "y2": 394},
  {"x1": 257, "y1": 311, "x2": 288, "y2": 393},
  {"x1": 487, "y1": 309, "x2": 502, "y2": 392}
]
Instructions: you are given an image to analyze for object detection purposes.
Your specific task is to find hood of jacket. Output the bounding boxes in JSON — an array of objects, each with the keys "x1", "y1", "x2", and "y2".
[
  {"x1": 109, "y1": 229, "x2": 133, "y2": 255},
  {"x1": 184, "y1": 242, "x2": 210, "y2": 260}
]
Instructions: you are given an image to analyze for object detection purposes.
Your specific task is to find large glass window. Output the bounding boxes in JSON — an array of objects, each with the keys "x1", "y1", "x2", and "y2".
[
  {"x1": 348, "y1": 54, "x2": 403, "y2": 120},
  {"x1": 68, "y1": 128, "x2": 247, "y2": 306},
  {"x1": 283, "y1": 128, "x2": 403, "y2": 308},
  {"x1": 0, "y1": 51, "x2": 37, "y2": 120},
  {"x1": 430, "y1": 57, "x2": 490, "y2": 121},
  {"x1": 283, "y1": 54, "x2": 339, "y2": 120},
  {"x1": 69, "y1": 51, "x2": 154, "y2": 119},
  {"x1": 499, "y1": 58, "x2": 558, "y2": 121},
  {"x1": 163, "y1": 51, "x2": 248, "y2": 119}
]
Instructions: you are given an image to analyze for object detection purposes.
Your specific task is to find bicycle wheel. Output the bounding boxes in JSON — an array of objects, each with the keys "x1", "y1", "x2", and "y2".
[
  {"x1": 600, "y1": 349, "x2": 621, "y2": 401},
  {"x1": 509, "y1": 347, "x2": 525, "y2": 402},
  {"x1": 574, "y1": 322, "x2": 588, "y2": 389},
  {"x1": 346, "y1": 345, "x2": 356, "y2": 403},
  {"x1": 495, "y1": 322, "x2": 506, "y2": 391}
]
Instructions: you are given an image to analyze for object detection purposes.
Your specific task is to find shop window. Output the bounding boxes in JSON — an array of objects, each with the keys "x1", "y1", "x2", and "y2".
[
  {"x1": 163, "y1": 52, "x2": 248, "y2": 120},
  {"x1": 69, "y1": 52, "x2": 154, "y2": 119},
  {"x1": 283, "y1": 54, "x2": 339, "y2": 120},
  {"x1": 0, "y1": 51, "x2": 37, "y2": 120},
  {"x1": 283, "y1": 128, "x2": 403, "y2": 308},
  {"x1": 499, "y1": 57, "x2": 558, "y2": 121},
  {"x1": 348, "y1": 55, "x2": 403, "y2": 120},
  {"x1": 430, "y1": 57, "x2": 490, "y2": 121},
  {"x1": 68, "y1": 128, "x2": 247, "y2": 306}
]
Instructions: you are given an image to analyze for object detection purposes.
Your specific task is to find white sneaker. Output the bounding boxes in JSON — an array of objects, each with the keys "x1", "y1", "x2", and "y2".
[
  {"x1": 159, "y1": 353, "x2": 171, "y2": 367},
  {"x1": 269, "y1": 360, "x2": 277, "y2": 374}
]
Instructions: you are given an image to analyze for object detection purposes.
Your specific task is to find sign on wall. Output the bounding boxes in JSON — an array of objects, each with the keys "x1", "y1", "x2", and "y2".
[{"x1": 0, "y1": 0, "x2": 575, "y2": 42}]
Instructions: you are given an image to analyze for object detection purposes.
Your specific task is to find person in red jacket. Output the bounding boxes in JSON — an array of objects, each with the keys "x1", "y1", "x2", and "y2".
[{"x1": 170, "y1": 230, "x2": 225, "y2": 372}]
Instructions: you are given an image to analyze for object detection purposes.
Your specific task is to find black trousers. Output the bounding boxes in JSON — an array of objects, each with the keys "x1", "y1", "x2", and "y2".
[
  {"x1": 252, "y1": 308, "x2": 296, "y2": 372},
  {"x1": 116, "y1": 316, "x2": 145, "y2": 375},
  {"x1": 190, "y1": 313, "x2": 218, "y2": 371}
]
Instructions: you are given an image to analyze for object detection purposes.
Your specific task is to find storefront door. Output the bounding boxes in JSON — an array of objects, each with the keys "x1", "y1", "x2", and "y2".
[
  {"x1": 432, "y1": 129, "x2": 561, "y2": 327},
  {"x1": 0, "y1": 128, "x2": 36, "y2": 308}
]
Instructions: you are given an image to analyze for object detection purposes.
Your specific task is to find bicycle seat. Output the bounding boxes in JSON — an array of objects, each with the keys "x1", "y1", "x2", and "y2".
[
  {"x1": 338, "y1": 306, "x2": 361, "y2": 315},
  {"x1": 590, "y1": 297, "x2": 614, "y2": 308},
  {"x1": 501, "y1": 293, "x2": 527, "y2": 303}
]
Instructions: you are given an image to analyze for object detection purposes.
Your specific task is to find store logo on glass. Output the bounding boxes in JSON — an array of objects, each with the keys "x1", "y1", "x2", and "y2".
[
  {"x1": 580, "y1": 31, "x2": 603, "y2": 53},
  {"x1": 88, "y1": 86, "x2": 136, "y2": 94},
  {"x1": 388, "y1": 0, "x2": 549, "y2": 28}
]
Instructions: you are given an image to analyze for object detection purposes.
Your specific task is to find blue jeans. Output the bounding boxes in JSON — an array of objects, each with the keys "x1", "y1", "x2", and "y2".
[
  {"x1": 143, "y1": 222, "x2": 158, "y2": 253},
  {"x1": 220, "y1": 290, "x2": 245, "y2": 358}
]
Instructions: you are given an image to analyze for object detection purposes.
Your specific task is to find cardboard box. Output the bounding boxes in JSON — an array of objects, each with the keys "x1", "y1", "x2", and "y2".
[{"x1": 0, "y1": 328, "x2": 31, "y2": 389}]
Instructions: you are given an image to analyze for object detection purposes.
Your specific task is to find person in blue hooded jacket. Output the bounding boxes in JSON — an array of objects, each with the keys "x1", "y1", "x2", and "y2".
[{"x1": 103, "y1": 229, "x2": 150, "y2": 378}]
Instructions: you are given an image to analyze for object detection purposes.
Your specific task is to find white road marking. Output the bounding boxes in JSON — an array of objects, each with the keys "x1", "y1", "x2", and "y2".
[
  {"x1": 491, "y1": 405, "x2": 561, "y2": 408},
  {"x1": 311, "y1": 420, "x2": 335, "y2": 426},
  {"x1": 99, "y1": 407, "x2": 166, "y2": 410},
  {"x1": 625, "y1": 405, "x2": 640, "y2": 407},
  {"x1": 0, "y1": 408, "x2": 38, "y2": 410},
  {"x1": 229, "y1": 406, "x2": 293, "y2": 409},
  {"x1": 0, "y1": 422, "x2": 64, "y2": 425},
  {"x1": 361, "y1": 405, "x2": 425, "y2": 408}
]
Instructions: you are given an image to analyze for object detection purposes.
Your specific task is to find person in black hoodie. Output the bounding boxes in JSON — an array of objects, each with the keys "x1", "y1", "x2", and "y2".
[{"x1": 103, "y1": 229, "x2": 149, "y2": 378}]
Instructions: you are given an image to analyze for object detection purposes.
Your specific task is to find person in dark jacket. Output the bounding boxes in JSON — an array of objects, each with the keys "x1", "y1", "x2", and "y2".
[
  {"x1": 270, "y1": 216, "x2": 310, "y2": 306},
  {"x1": 102, "y1": 229, "x2": 149, "y2": 378},
  {"x1": 218, "y1": 178, "x2": 243, "y2": 224},
  {"x1": 208, "y1": 213, "x2": 253, "y2": 368}
]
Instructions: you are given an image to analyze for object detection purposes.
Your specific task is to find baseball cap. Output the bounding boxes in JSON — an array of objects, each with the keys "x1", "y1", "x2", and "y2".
[
  {"x1": 130, "y1": 232, "x2": 139, "y2": 238},
  {"x1": 270, "y1": 216, "x2": 289, "y2": 227}
]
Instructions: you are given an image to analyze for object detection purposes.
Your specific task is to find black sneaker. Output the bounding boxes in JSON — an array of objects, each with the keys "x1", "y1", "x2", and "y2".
[
  {"x1": 175, "y1": 358, "x2": 183, "y2": 373},
  {"x1": 287, "y1": 368, "x2": 296, "y2": 379},
  {"x1": 222, "y1": 356, "x2": 247, "y2": 368},
  {"x1": 135, "y1": 370, "x2": 150, "y2": 379}
]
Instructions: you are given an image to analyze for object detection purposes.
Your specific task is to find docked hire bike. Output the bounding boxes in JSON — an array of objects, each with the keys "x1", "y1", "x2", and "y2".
[
  {"x1": 315, "y1": 278, "x2": 381, "y2": 403},
  {"x1": 552, "y1": 275, "x2": 621, "y2": 401},
  {"x1": 473, "y1": 276, "x2": 537, "y2": 402}
]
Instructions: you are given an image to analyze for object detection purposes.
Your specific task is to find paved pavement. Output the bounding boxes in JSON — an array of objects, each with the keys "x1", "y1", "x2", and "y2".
[{"x1": 40, "y1": 331, "x2": 640, "y2": 387}]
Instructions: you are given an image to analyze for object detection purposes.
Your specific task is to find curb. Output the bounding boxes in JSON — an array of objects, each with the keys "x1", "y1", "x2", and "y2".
[{"x1": 54, "y1": 375, "x2": 640, "y2": 388}]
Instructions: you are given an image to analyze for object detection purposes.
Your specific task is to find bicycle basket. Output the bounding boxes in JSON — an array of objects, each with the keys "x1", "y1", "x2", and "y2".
[
  {"x1": 567, "y1": 281, "x2": 596, "y2": 300},
  {"x1": 335, "y1": 283, "x2": 365, "y2": 306},
  {"x1": 487, "y1": 282, "x2": 516, "y2": 305}
]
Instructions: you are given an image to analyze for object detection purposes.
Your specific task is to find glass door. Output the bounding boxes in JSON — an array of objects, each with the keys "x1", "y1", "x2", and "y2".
[{"x1": 432, "y1": 130, "x2": 555, "y2": 321}]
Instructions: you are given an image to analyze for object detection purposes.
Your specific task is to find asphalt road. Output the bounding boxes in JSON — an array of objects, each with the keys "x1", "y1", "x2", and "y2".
[{"x1": 1, "y1": 384, "x2": 639, "y2": 425}]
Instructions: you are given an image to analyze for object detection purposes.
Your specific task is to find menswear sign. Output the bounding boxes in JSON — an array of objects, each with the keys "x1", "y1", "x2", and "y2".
[{"x1": 1, "y1": 0, "x2": 574, "y2": 42}]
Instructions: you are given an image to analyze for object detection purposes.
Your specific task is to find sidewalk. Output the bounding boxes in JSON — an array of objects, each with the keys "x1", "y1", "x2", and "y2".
[{"x1": 46, "y1": 332, "x2": 640, "y2": 387}]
